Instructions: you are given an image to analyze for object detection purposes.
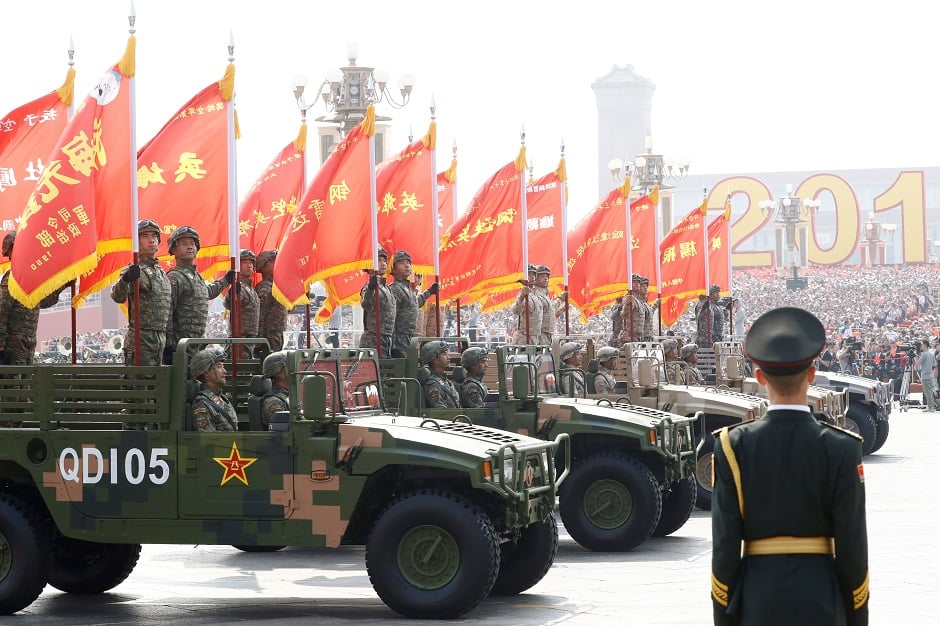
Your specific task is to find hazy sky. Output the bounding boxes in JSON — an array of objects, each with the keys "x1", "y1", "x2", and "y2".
[{"x1": 3, "y1": 0, "x2": 938, "y2": 223}]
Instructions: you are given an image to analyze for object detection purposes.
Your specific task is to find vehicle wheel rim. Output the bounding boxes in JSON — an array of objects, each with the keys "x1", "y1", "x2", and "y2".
[
  {"x1": 0, "y1": 530, "x2": 10, "y2": 582},
  {"x1": 397, "y1": 525, "x2": 460, "y2": 590},
  {"x1": 843, "y1": 419, "x2": 860, "y2": 435},
  {"x1": 583, "y1": 479, "x2": 632, "y2": 529},
  {"x1": 696, "y1": 453, "x2": 714, "y2": 492}
]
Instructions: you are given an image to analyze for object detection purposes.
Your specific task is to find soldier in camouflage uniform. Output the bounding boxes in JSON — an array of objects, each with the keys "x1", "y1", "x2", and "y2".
[
  {"x1": 0, "y1": 232, "x2": 68, "y2": 365},
  {"x1": 359, "y1": 248, "x2": 396, "y2": 357},
  {"x1": 696, "y1": 284, "x2": 724, "y2": 348},
  {"x1": 261, "y1": 351, "x2": 289, "y2": 430},
  {"x1": 255, "y1": 250, "x2": 287, "y2": 355},
  {"x1": 224, "y1": 250, "x2": 260, "y2": 359},
  {"x1": 164, "y1": 226, "x2": 234, "y2": 363},
  {"x1": 619, "y1": 274, "x2": 652, "y2": 344},
  {"x1": 608, "y1": 299, "x2": 624, "y2": 347},
  {"x1": 677, "y1": 343, "x2": 704, "y2": 385},
  {"x1": 558, "y1": 341, "x2": 585, "y2": 395},
  {"x1": 189, "y1": 349, "x2": 237, "y2": 432},
  {"x1": 422, "y1": 340, "x2": 460, "y2": 408},
  {"x1": 459, "y1": 347, "x2": 489, "y2": 408},
  {"x1": 533, "y1": 265, "x2": 557, "y2": 345},
  {"x1": 662, "y1": 338, "x2": 683, "y2": 384},
  {"x1": 388, "y1": 250, "x2": 439, "y2": 357},
  {"x1": 593, "y1": 346, "x2": 620, "y2": 394},
  {"x1": 510, "y1": 265, "x2": 544, "y2": 345},
  {"x1": 110, "y1": 220, "x2": 172, "y2": 366}
]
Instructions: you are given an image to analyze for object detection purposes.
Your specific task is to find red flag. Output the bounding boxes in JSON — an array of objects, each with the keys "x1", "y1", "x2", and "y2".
[
  {"x1": 439, "y1": 147, "x2": 527, "y2": 300},
  {"x1": 707, "y1": 200, "x2": 732, "y2": 294},
  {"x1": 630, "y1": 187, "x2": 659, "y2": 299},
  {"x1": 239, "y1": 123, "x2": 306, "y2": 254},
  {"x1": 9, "y1": 39, "x2": 135, "y2": 308},
  {"x1": 437, "y1": 157, "x2": 457, "y2": 233},
  {"x1": 75, "y1": 64, "x2": 237, "y2": 305},
  {"x1": 659, "y1": 199, "x2": 708, "y2": 327},
  {"x1": 525, "y1": 160, "x2": 566, "y2": 294},
  {"x1": 273, "y1": 107, "x2": 376, "y2": 309},
  {"x1": 0, "y1": 67, "x2": 75, "y2": 259}
]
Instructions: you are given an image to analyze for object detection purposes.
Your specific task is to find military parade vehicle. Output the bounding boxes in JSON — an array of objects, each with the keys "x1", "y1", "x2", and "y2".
[
  {"x1": 380, "y1": 337, "x2": 699, "y2": 553},
  {"x1": 0, "y1": 338, "x2": 567, "y2": 619},
  {"x1": 579, "y1": 338, "x2": 768, "y2": 511}
]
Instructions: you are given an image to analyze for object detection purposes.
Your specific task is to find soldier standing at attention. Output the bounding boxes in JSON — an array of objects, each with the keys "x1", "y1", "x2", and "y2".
[
  {"x1": 711, "y1": 307, "x2": 869, "y2": 626},
  {"x1": 164, "y1": 226, "x2": 234, "y2": 363},
  {"x1": 533, "y1": 265, "x2": 556, "y2": 345},
  {"x1": 592, "y1": 346, "x2": 620, "y2": 394},
  {"x1": 224, "y1": 250, "x2": 260, "y2": 359},
  {"x1": 696, "y1": 284, "x2": 724, "y2": 348},
  {"x1": 359, "y1": 248, "x2": 396, "y2": 356},
  {"x1": 510, "y1": 265, "x2": 544, "y2": 345},
  {"x1": 459, "y1": 346, "x2": 489, "y2": 408},
  {"x1": 255, "y1": 250, "x2": 287, "y2": 354},
  {"x1": 0, "y1": 232, "x2": 68, "y2": 365},
  {"x1": 261, "y1": 351, "x2": 289, "y2": 430},
  {"x1": 189, "y1": 349, "x2": 237, "y2": 432},
  {"x1": 110, "y1": 220, "x2": 172, "y2": 366},
  {"x1": 619, "y1": 274, "x2": 652, "y2": 344},
  {"x1": 421, "y1": 340, "x2": 460, "y2": 408},
  {"x1": 388, "y1": 250, "x2": 438, "y2": 357}
]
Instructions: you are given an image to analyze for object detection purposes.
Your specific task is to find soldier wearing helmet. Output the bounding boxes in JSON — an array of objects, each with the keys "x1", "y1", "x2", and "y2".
[
  {"x1": 359, "y1": 248, "x2": 396, "y2": 356},
  {"x1": 662, "y1": 338, "x2": 683, "y2": 384},
  {"x1": 110, "y1": 220, "x2": 172, "y2": 365},
  {"x1": 261, "y1": 351, "x2": 289, "y2": 430},
  {"x1": 510, "y1": 264, "x2": 544, "y2": 345},
  {"x1": 676, "y1": 343, "x2": 704, "y2": 385},
  {"x1": 421, "y1": 340, "x2": 460, "y2": 408},
  {"x1": 224, "y1": 249, "x2": 260, "y2": 359},
  {"x1": 593, "y1": 346, "x2": 620, "y2": 394},
  {"x1": 164, "y1": 226, "x2": 234, "y2": 363},
  {"x1": 255, "y1": 250, "x2": 287, "y2": 354},
  {"x1": 459, "y1": 347, "x2": 489, "y2": 408},
  {"x1": 189, "y1": 349, "x2": 237, "y2": 431},
  {"x1": 558, "y1": 341, "x2": 585, "y2": 395},
  {"x1": 388, "y1": 250, "x2": 439, "y2": 358},
  {"x1": 0, "y1": 231, "x2": 68, "y2": 365}
]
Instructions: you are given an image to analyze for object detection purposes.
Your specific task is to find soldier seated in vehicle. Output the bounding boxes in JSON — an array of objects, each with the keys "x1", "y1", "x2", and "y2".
[
  {"x1": 458, "y1": 347, "x2": 489, "y2": 408},
  {"x1": 662, "y1": 338, "x2": 682, "y2": 384},
  {"x1": 558, "y1": 341, "x2": 585, "y2": 395},
  {"x1": 421, "y1": 340, "x2": 460, "y2": 408},
  {"x1": 676, "y1": 343, "x2": 704, "y2": 385},
  {"x1": 190, "y1": 349, "x2": 238, "y2": 431},
  {"x1": 261, "y1": 351, "x2": 289, "y2": 429},
  {"x1": 592, "y1": 346, "x2": 620, "y2": 394}
]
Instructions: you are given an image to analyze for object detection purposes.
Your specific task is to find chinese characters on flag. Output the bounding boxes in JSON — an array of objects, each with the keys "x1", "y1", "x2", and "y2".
[
  {"x1": 707, "y1": 201, "x2": 732, "y2": 294},
  {"x1": 658, "y1": 199, "x2": 708, "y2": 327}
]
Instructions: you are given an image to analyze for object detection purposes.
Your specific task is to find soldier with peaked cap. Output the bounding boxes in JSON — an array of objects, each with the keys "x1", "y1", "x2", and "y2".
[
  {"x1": 224, "y1": 249, "x2": 260, "y2": 359},
  {"x1": 110, "y1": 220, "x2": 172, "y2": 366},
  {"x1": 593, "y1": 346, "x2": 620, "y2": 394},
  {"x1": 189, "y1": 349, "x2": 237, "y2": 432},
  {"x1": 711, "y1": 306, "x2": 869, "y2": 626},
  {"x1": 255, "y1": 250, "x2": 287, "y2": 354},
  {"x1": 359, "y1": 248, "x2": 396, "y2": 356},
  {"x1": 510, "y1": 264, "x2": 544, "y2": 345}
]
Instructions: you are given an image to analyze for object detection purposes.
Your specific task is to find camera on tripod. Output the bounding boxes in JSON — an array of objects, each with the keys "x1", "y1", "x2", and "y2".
[{"x1": 897, "y1": 343, "x2": 918, "y2": 358}]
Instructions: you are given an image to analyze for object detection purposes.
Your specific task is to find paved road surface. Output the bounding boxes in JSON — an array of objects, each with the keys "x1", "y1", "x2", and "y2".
[{"x1": 16, "y1": 407, "x2": 940, "y2": 624}]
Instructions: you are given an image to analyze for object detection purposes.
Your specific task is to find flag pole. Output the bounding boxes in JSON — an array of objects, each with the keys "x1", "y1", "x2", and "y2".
[
  {"x1": 366, "y1": 106, "x2": 381, "y2": 358},
  {"x1": 625, "y1": 178, "x2": 634, "y2": 346},
  {"x1": 519, "y1": 125, "x2": 531, "y2": 344},
  {"x1": 559, "y1": 139, "x2": 570, "y2": 336},
  {"x1": 127, "y1": 3, "x2": 141, "y2": 366},
  {"x1": 66, "y1": 36, "x2": 78, "y2": 364},
  {"x1": 702, "y1": 188, "x2": 712, "y2": 346},
  {"x1": 429, "y1": 97, "x2": 442, "y2": 337},
  {"x1": 726, "y1": 190, "x2": 734, "y2": 338},
  {"x1": 653, "y1": 185, "x2": 663, "y2": 337},
  {"x1": 225, "y1": 31, "x2": 241, "y2": 371}
]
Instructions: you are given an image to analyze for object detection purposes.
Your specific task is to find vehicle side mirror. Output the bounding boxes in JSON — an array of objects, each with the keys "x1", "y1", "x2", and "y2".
[{"x1": 303, "y1": 375, "x2": 328, "y2": 422}]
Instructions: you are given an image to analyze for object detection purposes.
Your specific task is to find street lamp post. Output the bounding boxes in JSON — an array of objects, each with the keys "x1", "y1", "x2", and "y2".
[
  {"x1": 758, "y1": 185, "x2": 820, "y2": 289},
  {"x1": 608, "y1": 136, "x2": 690, "y2": 234}
]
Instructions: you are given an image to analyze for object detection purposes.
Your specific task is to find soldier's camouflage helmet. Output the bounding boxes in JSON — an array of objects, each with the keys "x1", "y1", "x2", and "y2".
[
  {"x1": 559, "y1": 341, "x2": 582, "y2": 362},
  {"x1": 662, "y1": 338, "x2": 679, "y2": 354},
  {"x1": 377, "y1": 247, "x2": 389, "y2": 260},
  {"x1": 138, "y1": 219, "x2": 161, "y2": 242},
  {"x1": 262, "y1": 350, "x2": 287, "y2": 377},
  {"x1": 535, "y1": 264, "x2": 551, "y2": 275},
  {"x1": 240, "y1": 249, "x2": 257, "y2": 263},
  {"x1": 393, "y1": 250, "x2": 412, "y2": 265},
  {"x1": 680, "y1": 343, "x2": 700, "y2": 359},
  {"x1": 2, "y1": 231, "x2": 15, "y2": 256},
  {"x1": 596, "y1": 346, "x2": 619, "y2": 362},
  {"x1": 460, "y1": 346, "x2": 488, "y2": 368},
  {"x1": 421, "y1": 340, "x2": 449, "y2": 365},
  {"x1": 527, "y1": 264, "x2": 536, "y2": 274},
  {"x1": 190, "y1": 349, "x2": 223, "y2": 379},
  {"x1": 167, "y1": 225, "x2": 200, "y2": 254},
  {"x1": 256, "y1": 250, "x2": 277, "y2": 271}
]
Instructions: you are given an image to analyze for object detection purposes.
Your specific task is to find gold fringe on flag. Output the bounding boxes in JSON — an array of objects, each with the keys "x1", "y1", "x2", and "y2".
[
  {"x1": 620, "y1": 177, "x2": 632, "y2": 198},
  {"x1": 556, "y1": 157, "x2": 567, "y2": 182},
  {"x1": 649, "y1": 185, "x2": 660, "y2": 206},
  {"x1": 219, "y1": 64, "x2": 236, "y2": 101},
  {"x1": 56, "y1": 67, "x2": 76, "y2": 106},
  {"x1": 443, "y1": 158, "x2": 457, "y2": 184},
  {"x1": 421, "y1": 120, "x2": 436, "y2": 150},
  {"x1": 362, "y1": 105, "x2": 376, "y2": 136},
  {"x1": 117, "y1": 36, "x2": 136, "y2": 78},
  {"x1": 293, "y1": 122, "x2": 307, "y2": 152},
  {"x1": 514, "y1": 145, "x2": 527, "y2": 171}
]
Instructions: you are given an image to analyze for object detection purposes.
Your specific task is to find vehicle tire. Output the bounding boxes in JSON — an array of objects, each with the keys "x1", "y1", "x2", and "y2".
[
  {"x1": 491, "y1": 513, "x2": 558, "y2": 595},
  {"x1": 48, "y1": 537, "x2": 141, "y2": 593},
  {"x1": 845, "y1": 404, "x2": 877, "y2": 455},
  {"x1": 0, "y1": 493, "x2": 51, "y2": 614},
  {"x1": 652, "y1": 475, "x2": 697, "y2": 537},
  {"x1": 559, "y1": 452, "x2": 661, "y2": 552},
  {"x1": 231, "y1": 545, "x2": 286, "y2": 553},
  {"x1": 870, "y1": 419, "x2": 890, "y2": 453},
  {"x1": 694, "y1": 434, "x2": 715, "y2": 511},
  {"x1": 366, "y1": 489, "x2": 499, "y2": 619}
]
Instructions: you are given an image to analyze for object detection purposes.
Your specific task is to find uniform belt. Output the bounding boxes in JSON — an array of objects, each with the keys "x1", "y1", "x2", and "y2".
[{"x1": 743, "y1": 536, "x2": 834, "y2": 556}]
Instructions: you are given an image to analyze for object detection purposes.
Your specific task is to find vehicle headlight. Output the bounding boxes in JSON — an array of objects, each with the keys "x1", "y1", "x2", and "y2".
[
  {"x1": 503, "y1": 457, "x2": 515, "y2": 483},
  {"x1": 541, "y1": 450, "x2": 550, "y2": 475},
  {"x1": 662, "y1": 425, "x2": 671, "y2": 450}
]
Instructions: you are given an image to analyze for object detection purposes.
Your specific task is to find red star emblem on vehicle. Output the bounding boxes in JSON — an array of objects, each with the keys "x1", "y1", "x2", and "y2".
[{"x1": 214, "y1": 442, "x2": 257, "y2": 486}]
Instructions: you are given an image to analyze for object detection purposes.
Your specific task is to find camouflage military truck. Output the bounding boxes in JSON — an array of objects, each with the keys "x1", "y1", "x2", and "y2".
[
  {"x1": 581, "y1": 339, "x2": 768, "y2": 511},
  {"x1": 711, "y1": 341, "x2": 849, "y2": 428},
  {"x1": 0, "y1": 339, "x2": 566, "y2": 619},
  {"x1": 811, "y1": 369, "x2": 892, "y2": 455},
  {"x1": 381, "y1": 338, "x2": 699, "y2": 553}
]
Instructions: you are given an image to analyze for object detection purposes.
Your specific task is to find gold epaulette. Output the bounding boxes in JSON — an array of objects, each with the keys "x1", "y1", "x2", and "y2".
[
  {"x1": 710, "y1": 421, "x2": 747, "y2": 438},
  {"x1": 821, "y1": 421, "x2": 863, "y2": 441}
]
